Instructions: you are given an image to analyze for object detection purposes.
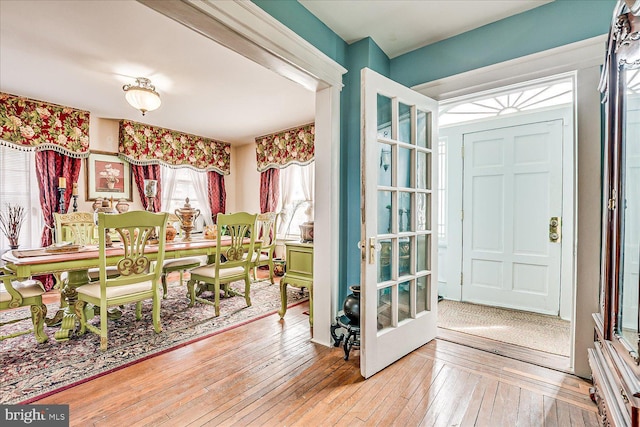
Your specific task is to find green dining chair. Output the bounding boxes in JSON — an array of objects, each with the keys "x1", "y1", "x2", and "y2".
[
  {"x1": 75, "y1": 211, "x2": 168, "y2": 351},
  {"x1": 186, "y1": 212, "x2": 257, "y2": 317},
  {"x1": 54, "y1": 211, "x2": 120, "y2": 282},
  {"x1": 251, "y1": 212, "x2": 277, "y2": 284},
  {"x1": 0, "y1": 268, "x2": 48, "y2": 343}
]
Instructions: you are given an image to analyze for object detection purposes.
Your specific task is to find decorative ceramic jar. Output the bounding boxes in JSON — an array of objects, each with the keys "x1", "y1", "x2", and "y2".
[
  {"x1": 299, "y1": 221, "x2": 314, "y2": 243},
  {"x1": 115, "y1": 199, "x2": 129, "y2": 213},
  {"x1": 174, "y1": 198, "x2": 200, "y2": 242},
  {"x1": 204, "y1": 224, "x2": 217, "y2": 240},
  {"x1": 93, "y1": 200, "x2": 118, "y2": 247},
  {"x1": 91, "y1": 198, "x2": 104, "y2": 211},
  {"x1": 343, "y1": 285, "x2": 361, "y2": 325},
  {"x1": 166, "y1": 223, "x2": 177, "y2": 242},
  {"x1": 273, "y1": 259, "x2": 286, "y2": 276}
]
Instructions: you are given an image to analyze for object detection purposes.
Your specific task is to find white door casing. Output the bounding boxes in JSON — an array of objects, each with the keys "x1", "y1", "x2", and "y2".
[
  {"x1": 462, "y1": 120, "x2": 563, "y2": 315},
  {"x1": 360, "y1": 68, "x2": 439, "y2": 378}
]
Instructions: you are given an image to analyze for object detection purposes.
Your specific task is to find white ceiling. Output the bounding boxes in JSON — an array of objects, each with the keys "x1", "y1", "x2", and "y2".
[
  {"x1": 300, "y1": 0, "x2": 553, "y2": 58},
  {"x1": 0, "y1": 1, "x2": 552, "y2": 147}
]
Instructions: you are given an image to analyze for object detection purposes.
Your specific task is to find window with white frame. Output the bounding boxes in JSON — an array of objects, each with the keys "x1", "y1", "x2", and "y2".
[
  {"x1": 437, "y1": 136, "x2": 447, "y2": 241},
  {"x1": 0, "y1": 145, "x2": 43, "y2": 253},
  {"x1": 161, "y1": 166, "x2": 212, "y2": 232},
  {"x1": 439, "y1": 79, "x2": 573, "y2": 126},
  {"x1": 277, "y1": 163, "x2": 314, "y2": 239}
]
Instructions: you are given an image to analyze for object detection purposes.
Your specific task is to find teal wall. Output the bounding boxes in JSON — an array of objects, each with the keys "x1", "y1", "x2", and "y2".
[
  {"x1": 340, "y1": 39, "x2": 390, "y2": 302},
  {"x1": 391, "y1": 0, "x2": 614, "y2": 87},
  {"x1": 252, "y1": 0, "x2": 615, "y2": 307}
]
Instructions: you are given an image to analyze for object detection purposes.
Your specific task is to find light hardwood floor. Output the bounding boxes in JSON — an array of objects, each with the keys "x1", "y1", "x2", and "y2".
[{"x1": 35, "y1": 298, "x2": 598, "y2": 426}]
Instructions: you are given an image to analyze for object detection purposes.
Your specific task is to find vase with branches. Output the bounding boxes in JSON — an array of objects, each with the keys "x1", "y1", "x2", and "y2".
[{"x1": 0, "y1": 203, "x2": 26, "y2": 249}]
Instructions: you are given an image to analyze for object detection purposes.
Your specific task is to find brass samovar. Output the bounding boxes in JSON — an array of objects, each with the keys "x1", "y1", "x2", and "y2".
[{"x1": 174, "y1": 198, "x2": 200, "y2": 242}]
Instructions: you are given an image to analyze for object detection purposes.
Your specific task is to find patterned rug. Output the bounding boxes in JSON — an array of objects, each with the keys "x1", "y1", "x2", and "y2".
[
  {"x1": 438, "y1": 299, "x2": 570, "y2": 356},
  {"x1": 0, "y1": 279, "x2": 308, "y2": 404}
]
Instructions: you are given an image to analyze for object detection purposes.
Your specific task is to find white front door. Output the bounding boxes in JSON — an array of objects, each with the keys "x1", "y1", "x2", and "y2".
[
  {"x1": 360, "y1": 68, "x2": 439, "y2": 378},
  {"x1": 462, "y1": 120, "x2": 563, "y2": 314}
]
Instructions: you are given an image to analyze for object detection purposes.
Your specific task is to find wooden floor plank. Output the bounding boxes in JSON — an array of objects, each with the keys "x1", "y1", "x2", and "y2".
[
  {"x1": 441, "y1": 371, "x2": 482, "y2": 427},
  {"x1": 473, "y1": 377, "x2": 500, "y2": 427},
  {"x1": 34, "y1": 301, "x2": 598, "y2": 427},
  {"x1": 516, "y1": 387, "x2": 544, "y2": 427},
  {"x1": 438, "y1": 327, "x2": 571, "y2": 373},
  {"x1": 543, "y1": 395, "x2": 560, "y2": 427}
]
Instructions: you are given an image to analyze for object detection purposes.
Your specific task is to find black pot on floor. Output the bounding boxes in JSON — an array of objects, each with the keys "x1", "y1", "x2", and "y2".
[{"x1": 343, "y1": 285, "x2": 360, "y2": 326}]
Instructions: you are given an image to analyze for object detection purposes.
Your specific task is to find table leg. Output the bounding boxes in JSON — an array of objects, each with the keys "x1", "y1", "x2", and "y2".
[
  {"x1": 278, "y1": 279, "x2": 288, "y2": 319},
  {"x1": 45, "y1": 272, "x2": 67, "y2": 327},
  {"x1": 54, "y1": 270, "x2": 89, "y2": 341}
]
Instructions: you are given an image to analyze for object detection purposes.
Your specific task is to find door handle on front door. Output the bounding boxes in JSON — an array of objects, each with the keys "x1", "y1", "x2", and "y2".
[{"x1": 549, "y1": 217, "x2": 561, "y2": 242}]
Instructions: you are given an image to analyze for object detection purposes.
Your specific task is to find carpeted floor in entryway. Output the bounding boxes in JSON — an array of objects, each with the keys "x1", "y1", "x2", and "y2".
[{"x1": 437, "y1": 299, "x2": 570, "y2": 356}]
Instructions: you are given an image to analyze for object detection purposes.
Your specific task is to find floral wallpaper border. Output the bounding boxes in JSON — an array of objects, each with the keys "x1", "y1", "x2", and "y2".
[
  {"x1": 0, "y1": 92, "x2": 90, "y2": 157},
  {"x1": 118, "y1": 120, "x2": 231, "y2": 175},
  {"x1": 255, "y1": 123, "x2": 315, "y2": 172}
]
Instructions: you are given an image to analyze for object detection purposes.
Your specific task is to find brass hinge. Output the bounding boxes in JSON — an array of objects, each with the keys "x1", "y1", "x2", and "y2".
[
  {"x1": 461, "y1": 146, "x2": 465, "y2": 158},
  {"x1": 460, "y1": 272, "x2": 463, "y2": 286},
  {"x1": 608, "y1": 189, "x2": 617, "y2": 211},
  {"x1": 461, "y1": 210, "x2": 464, "y2": 221}
]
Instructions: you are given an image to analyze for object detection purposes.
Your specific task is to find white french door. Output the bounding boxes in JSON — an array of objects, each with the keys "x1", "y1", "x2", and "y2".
[
  {"x1": 462, "y1": 120, "x2": 563, "y2": 314},
  {"x1": 360, "y1": 68, "x2": 439, "y2": 378}
]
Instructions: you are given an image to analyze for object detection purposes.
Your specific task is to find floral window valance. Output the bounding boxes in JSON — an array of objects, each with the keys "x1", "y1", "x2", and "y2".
[
  {"x1": 118, "y1": 120, "x2": 231, "y2": 175},
  {"x1": 0, "y1": 92, "x2": 90, "y2": 158},
  {"x1": 255, "y1": 123, "x2": 314, "y2": 172}
]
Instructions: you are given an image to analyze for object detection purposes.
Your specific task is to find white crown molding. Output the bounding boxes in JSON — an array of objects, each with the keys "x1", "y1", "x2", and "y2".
[
  {"x1": 138, "y1": 0, "x2": 346, "y2": 92},
  {"x1": 414, "y1": 35, "x2": 607, "y2": 101}
]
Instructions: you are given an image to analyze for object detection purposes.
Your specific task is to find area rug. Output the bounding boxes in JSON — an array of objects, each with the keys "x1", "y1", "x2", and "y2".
[
  {"x1": 0, "y1": 279, "x2": 308, "y2": 404},
  {"x1": 437, "y1": 299, "x2": 570, "y2": 356}
]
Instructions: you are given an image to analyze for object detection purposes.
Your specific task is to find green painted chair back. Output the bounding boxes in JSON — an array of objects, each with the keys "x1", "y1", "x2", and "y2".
[
  {"x1": 215, "y1": 212, "x2": 257, "y2": 271},
  {"x1": 99, "y1": 211, "x2": 168, "y2": 287},
  {"x1": 256, "y1": 212, "x2": 277, "y2": 251},
  {"x1": 252, "y1": 212, "x2": 277, "y2": 283},
  {"x1": 54, "y1": 212, "x2": 97, "y2": 245}
]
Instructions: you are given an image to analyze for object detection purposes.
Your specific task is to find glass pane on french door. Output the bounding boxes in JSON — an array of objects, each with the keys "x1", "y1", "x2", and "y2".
[{"x1": 375, "y1": 93, "x2": 433, "y2": 332}]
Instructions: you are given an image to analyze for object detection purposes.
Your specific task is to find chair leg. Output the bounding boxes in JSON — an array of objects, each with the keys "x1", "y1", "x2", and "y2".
[
  {"x1": 244, "y1": 276, "x2": 252, "y2": 308},
  {"x1": 152, "y1": 291, "x2": 162, "y2": 333},
  {"x1": 135, "y1": 301, "x2": 143, "y2": 320},
  {"x1": 268, "y1": 260, "x2": 274, "y2": 284},
  {"x1": 100, "y1": 301, "x2": 108, "y2": 351},
  {"x1": 252, "y1": 264, "x2": 258, "y2": 282},
  {"x1": 30, "y1": 303, "x2": 48, "y2": 343},
  {"x1": 161, "y1": 273, "x2": 168, "y2": 299},
  {"x1": 214, "y1": 280, "x2": 221, "y2": 317}
]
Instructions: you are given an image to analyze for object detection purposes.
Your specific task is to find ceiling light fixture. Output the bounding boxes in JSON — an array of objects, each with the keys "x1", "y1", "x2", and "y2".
[{"x1": 122, "y1": 77, "x2": 161, "y2": 115}]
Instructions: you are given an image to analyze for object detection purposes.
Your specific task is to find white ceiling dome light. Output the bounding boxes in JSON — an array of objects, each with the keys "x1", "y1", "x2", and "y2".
[{"x1": 123, "y1": 77, "x2": 161, "y2": 115}]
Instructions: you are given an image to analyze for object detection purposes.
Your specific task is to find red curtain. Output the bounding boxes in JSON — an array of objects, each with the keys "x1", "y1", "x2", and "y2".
[
  {"x1": 207, "y1": 171, "x2": 226, "y2": 224},
  {"x1": 131, "y1": 164, "x2": 161, "y2": 212},
  {"x1": 259, "y1": 168, "x2": 280, "y2": 214},
  {"x1": 34, "y1": 150, "x2": 81, "y2": 290}
]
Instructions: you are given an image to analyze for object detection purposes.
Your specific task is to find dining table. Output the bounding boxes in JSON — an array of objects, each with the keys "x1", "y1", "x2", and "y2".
[{"x1": 1, "y1": 236, "x2": 247, "y2": 342}]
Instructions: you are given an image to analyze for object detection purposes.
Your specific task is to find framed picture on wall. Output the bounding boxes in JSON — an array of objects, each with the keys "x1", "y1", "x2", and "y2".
[{"x1": 85, "y1": 151, "x2": 132, "y2": 201}]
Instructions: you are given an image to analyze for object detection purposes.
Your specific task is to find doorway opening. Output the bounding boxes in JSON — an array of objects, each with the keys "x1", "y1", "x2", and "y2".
[{"x1": 436, "y1": 74, "x2": 576, "y2": 371}]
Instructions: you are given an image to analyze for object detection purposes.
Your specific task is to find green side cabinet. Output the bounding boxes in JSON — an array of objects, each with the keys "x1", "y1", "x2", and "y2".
[{"x1": 278, "y1": 241, "x2": 313, "y2": 325}]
